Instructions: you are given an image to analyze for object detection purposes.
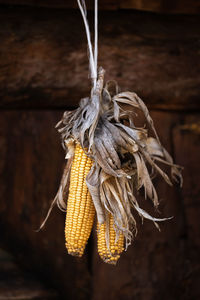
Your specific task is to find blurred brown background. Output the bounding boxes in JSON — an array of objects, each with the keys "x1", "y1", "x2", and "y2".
[{"x1": 0, "y1": 1, "x2": 200, "y2": 299}]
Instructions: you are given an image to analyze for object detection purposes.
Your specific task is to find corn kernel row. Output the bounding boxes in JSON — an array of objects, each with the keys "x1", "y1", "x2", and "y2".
[
  {"x1": 65, "y1": 143, "x2": 95, "y2": 257},
  {"x1": 97, "y1": 214, "x2": 124, "y2": 264}
]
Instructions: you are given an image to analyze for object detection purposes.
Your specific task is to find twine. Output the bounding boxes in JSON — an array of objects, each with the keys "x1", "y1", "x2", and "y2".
[{"x1": 77, "y1": 0, "x2": 98, "y2": 89}]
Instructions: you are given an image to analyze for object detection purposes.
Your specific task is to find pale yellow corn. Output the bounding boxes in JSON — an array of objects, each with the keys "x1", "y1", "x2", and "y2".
[
  {"x1": 97, "y1": 214, "x2": 124, "y2": 264},
  {"x1": 65, "y1": 143, "x2": 95, "y2": 257}
]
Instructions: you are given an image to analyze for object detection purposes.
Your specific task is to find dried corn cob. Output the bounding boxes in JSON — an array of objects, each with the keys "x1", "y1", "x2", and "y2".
[
  {"x1": 65, "y1": 143, "x2": 95, "y2": 257},
  {"x1": 97, "y1": 214, "x2": 124, "y2": 264},
  {"x1": 52, "y1": 66, "x2": 182, "y2": 265}
]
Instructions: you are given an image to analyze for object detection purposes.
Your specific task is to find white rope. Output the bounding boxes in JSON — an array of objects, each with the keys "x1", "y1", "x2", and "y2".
[
  {"x1": 77, "y1": 0, "x2": 98, "y2": 89},
  {"x1": 94, "y1": 0, "x2": 98, "y2": 77}
]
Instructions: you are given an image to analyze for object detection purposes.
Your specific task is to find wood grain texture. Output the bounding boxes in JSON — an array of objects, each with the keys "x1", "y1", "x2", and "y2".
[
  {"x1": 0, "y1": 110, "x2": 199, "y2": 299},
  {"x1": 0, "y1": 0, "x2": 200, "y2": 14},
  {"x1": 172, "y1": 115, "x2": 200, "y2": 300},
  {"x1": 120, "y1": 0, "x2": 200, "y2": 14},
  {"x1": 0, "y1": 7, "x2": 200, "y2": 110}
]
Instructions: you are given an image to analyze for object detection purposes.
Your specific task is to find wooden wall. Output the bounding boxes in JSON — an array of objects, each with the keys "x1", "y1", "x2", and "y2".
[
  {"x1": 0, "y1": 3, "x2": 200, "y2": 300},
  {"x1": 0, "y1": 0, "x2": 200, "y2": 14},
  {"x1": 1, "y1": 110, "x2": 200, "y2": 299},
  {"x1": 0, "y1": 7, "x2": 199, "y2": 111}
]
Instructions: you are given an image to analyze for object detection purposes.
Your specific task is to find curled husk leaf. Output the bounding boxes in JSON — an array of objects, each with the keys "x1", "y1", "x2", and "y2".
[{"x1": 52, "y1": 67, "x2": 183, "y2": 248}]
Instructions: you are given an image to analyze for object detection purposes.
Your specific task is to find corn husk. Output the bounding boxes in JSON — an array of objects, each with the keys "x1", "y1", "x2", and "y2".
[{"x1": 47, "y1": 67, "x2": 182, "y2": 249}]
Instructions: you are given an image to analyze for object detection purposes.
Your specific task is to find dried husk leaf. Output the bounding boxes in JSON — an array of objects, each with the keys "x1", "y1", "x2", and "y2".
[{"x1": 52, "y1": 67, "x2": 183, "y2": 249}]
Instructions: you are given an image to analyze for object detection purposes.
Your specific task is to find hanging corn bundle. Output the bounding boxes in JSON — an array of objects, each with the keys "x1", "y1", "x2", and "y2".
[
  {"x1": 40, "y1": 0, "x2": 182, "y2": 265},
  {"x1": 52, "y1": 67, "x2": 182, "y2": 264}
]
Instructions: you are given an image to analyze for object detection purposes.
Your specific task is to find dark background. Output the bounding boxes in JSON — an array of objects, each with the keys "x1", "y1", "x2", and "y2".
[{"x1": 0, "y1": 1, "x2": 200, "y2": 299}]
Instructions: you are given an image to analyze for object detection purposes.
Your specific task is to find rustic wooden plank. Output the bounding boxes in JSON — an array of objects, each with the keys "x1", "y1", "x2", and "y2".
[
  {"x1": 0, "y1": 111, "x2": 91, "y2": 300},
  {"x1": 172, "y1": 115, "x2": 200, "y2": 300},
  {"x1": 0, "y1": 0, "x2": 117, "y2": 10},
  {"x1": 0, "y1": 7, "x2": 200, "y2": 110},
  {"x1": 0, "y1": 0, "x2": 200, "y2": 14},
  {"x1": 120, "y1": 0, "x2": 200, "y2": 14},
  {"x1": 91, "y1": 112, "x2": 194, "y2": 300}
]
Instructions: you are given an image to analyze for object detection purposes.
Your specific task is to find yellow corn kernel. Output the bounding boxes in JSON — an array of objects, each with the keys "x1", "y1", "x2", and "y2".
[
  {"x1": 97, "y1": 214, "x2": 124, "y2": 264},
  {"x1": 65, "y1": 143, "x2": 95, "y2": 257}
]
